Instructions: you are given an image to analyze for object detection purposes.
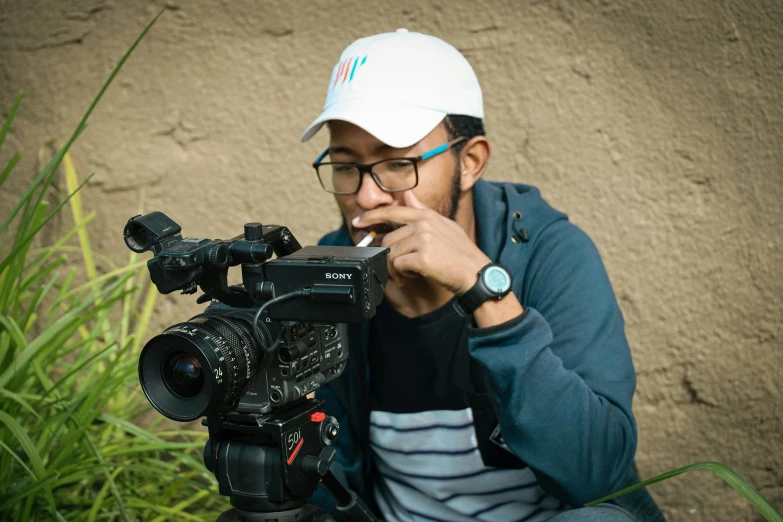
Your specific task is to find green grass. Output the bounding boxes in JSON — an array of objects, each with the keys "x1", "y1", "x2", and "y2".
[
  {"x1": 0, "y1": 10, "x2": 226, "y2": 521},
  {"x1": 588, "y1": 461, "x2": 782, "y2": 521}
]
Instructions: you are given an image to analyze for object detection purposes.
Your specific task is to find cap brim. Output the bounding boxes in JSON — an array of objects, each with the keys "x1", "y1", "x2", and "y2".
[{"x1": 301, "y1": 98, "x2": 446, "y2": 149}]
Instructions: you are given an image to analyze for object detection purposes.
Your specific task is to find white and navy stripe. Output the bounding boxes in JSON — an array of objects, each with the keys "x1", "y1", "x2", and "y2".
[{"x1": 370, "y1": 409, "x2": 566, "y2": 522}]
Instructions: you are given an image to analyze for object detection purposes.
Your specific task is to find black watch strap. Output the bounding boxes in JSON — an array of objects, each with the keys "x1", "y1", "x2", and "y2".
[
  {"x1": 456, "y1": 287, "x2": 488, "y2": 316},
  {"x1": 454, "y1": 263, "x2": 513, "y2": 317}
]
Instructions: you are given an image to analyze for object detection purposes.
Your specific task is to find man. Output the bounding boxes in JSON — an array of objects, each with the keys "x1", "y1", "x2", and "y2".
[{"x1": 301, "y1": 29, "x2": 664, "y2": 522}]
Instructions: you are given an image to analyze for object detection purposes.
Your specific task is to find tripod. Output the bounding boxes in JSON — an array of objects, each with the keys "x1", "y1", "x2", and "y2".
[{"x1": 203, "y1": 398, "x2": 377, "y2": 522}]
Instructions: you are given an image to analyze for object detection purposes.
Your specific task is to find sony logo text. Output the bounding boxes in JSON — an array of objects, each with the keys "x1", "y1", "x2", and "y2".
[{"x1": 325, "y1": 273, "x2": 352, "y2": 280}]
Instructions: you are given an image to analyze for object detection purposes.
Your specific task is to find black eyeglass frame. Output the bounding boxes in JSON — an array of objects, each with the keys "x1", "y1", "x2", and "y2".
[{"x1": 312, "y1": 136, "x2": 467, "y2": 195}]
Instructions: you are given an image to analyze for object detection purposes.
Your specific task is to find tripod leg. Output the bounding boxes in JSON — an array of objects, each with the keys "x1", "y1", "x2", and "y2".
[{"x1": 320, "y1": 470, "x2": 378, "y2": 522}]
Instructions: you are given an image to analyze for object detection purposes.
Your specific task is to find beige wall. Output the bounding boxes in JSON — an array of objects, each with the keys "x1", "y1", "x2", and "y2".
[{"x1": 1, "y1": 0, "x2": 781, "y2": 520}]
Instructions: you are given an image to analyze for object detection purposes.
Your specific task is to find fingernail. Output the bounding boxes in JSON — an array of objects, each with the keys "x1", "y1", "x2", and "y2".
[{"x1": 352, "y1": 216, "x2": 360, "y2": 226}]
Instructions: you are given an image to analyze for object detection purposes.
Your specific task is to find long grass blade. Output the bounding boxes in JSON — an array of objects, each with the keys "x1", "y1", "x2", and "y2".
[
  {"x1": 122, "y1": 500, "x2": 206, "y2": 522},
  {"x1": 55, "y1": 260, "x2": 147, "y2": 305},
  {"x1": 3, "y1": 199, "x2": 48, "y2": 314},
  {"x1": 0, "y1": 410, "x2": 56, "y2": 509},
  {"x1": 86, "y1": 466, "x2": 123, "y2": 522},
  {"x1": 130, "y1": 276, "x2": 158, "y2": 355},
  {"x1": 19, "y1": 255, "x2": 64, "y2": 297},
  {"x1": 0, "y1": 439, "x2": 35, "y2": 479},
  {"x1": 0, "y1": 314, "x2": 27, "y2": 354},
  {"x1": 24, "y1": 213, "x2": 97, "y2": 281},
  {"x1": 20, "y1": 271, "x2": 61, "y2": 333},
  {"x1": 0, "y1": 128, "x2": 83, "y2": 240},
  {"x1": 0, "y1": 92, "x2": 23, "y2": 153},
  {"x1": 77, "y1": 9, "x2": 166, "y2": 144},
  {"x1": 0, "y1": 172, "x2": 95, "y2": 276},
  {"x1": 586, "y1": 461, "x2": 783, "y2": 522},
  {"x1": 62, "y1": 151, "x2": 97, "y2": 282},
  {"x1": 0, "y1": 387, "x2": 42, "y2": 420},
  {"x1": 80, "y1": 433, "x2": 131, "y2": 522},
  {"x1": 0, "y1": 153, "x2": 20, "y2": 189},
  {"x1": 45, "y1": 342, "x2": 116, "y2": 395},
  {"x1": 149, "y1": 489, "x2": 212, "y2": 522}
]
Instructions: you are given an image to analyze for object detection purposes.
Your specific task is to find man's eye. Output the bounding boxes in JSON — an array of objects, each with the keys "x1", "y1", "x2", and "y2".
[
  {"x1": 333, "y1": 165, "x2": 355, "y2": 173},
  {"x1": 388, "y1": 161, "x2": 412, "y2": 170}
]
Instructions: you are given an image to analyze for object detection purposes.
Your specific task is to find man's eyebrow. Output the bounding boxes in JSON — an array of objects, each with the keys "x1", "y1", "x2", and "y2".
[{"x1": 328, "y1": 145, "x2": 356, "y2": 156}]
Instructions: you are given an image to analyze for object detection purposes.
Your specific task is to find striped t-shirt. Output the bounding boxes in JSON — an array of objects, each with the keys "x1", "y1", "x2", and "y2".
[{"x1": 368, "y1": 299, "x2": 566, "y2": 522}]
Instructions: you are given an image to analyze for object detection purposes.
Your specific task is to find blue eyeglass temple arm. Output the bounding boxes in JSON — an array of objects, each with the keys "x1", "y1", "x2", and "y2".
[
  {"x1": 314, "y1": 148, "x2": 329, "y2": 164},
  {"x1": 313, "y1": 137, "x2": 466, "y2": 165}
]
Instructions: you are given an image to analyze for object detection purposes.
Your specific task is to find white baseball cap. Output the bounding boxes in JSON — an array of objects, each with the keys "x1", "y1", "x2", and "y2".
[{"x1": 301, "y1": 29, "x2": 484, "y2": 149}]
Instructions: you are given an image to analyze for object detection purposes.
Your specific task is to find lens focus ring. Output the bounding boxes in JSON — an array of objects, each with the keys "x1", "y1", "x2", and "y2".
[
  {"x1": 199, "y1": 313, "x2": 258, "y2": 394},
  {"x1": 192, "y1": 314, "x2": 257, "y2": 408}
]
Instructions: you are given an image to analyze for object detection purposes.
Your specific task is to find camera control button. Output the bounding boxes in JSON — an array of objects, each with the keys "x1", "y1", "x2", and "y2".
[{"x1": 296, "y1": 372, "x2": 305, "y2": 382}]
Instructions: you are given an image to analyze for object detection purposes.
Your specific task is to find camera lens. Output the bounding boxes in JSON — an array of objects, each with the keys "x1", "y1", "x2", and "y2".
[
  {"x1": 138, "y1": 313, "x2": 261, "y2": 422},
  {"x1": 163, "y1": 352, "x2": 203, "y2": 398}
]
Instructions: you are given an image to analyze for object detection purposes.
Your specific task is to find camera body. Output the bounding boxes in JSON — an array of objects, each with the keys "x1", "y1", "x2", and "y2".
[{"x1": 125, "y1": 212, "x2": 388, "y2": 422}]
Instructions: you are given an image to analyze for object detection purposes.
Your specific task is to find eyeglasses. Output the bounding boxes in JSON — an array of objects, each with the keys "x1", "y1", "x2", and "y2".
[{"x1": 312, "y1": 137, "x2": 466, "y2": 195}]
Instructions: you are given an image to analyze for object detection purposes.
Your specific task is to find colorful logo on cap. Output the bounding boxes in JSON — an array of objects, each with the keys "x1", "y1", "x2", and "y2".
[{"x1": 332, "y1": 55, "x2": 368, "y2": 89}]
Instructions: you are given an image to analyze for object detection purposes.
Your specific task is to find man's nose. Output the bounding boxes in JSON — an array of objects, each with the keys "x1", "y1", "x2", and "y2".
[{"x1": 355, "y1": 171, "x2": 393, "y2": 209}]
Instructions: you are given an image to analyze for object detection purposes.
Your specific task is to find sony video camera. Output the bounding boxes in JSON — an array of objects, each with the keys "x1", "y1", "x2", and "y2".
[{"x1": 123, "y1": 211, "x2": 389, "y2": 422}]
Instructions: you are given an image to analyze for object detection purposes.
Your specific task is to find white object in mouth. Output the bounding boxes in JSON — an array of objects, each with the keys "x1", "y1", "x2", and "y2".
[{"x1": 356, "y1": 231, "x2": 376, "y2": 247}]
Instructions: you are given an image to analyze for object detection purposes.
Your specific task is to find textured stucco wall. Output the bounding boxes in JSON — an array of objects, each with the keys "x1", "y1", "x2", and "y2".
[{"x1": 1, "y1": 0, "x2": 781, "y2": 520}]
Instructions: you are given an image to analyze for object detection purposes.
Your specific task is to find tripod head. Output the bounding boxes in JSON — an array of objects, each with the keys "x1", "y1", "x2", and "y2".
[{"x1": 204, "y1": 398, "x2": 377, "y2": 522}]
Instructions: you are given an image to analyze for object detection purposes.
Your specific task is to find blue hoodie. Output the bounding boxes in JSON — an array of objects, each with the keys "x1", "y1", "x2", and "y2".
[{"x1": 312, "y1": 179, "x2": 664, "y2": 521}]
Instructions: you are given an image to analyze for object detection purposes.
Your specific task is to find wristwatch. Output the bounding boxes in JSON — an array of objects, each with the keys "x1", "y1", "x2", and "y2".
[{"x1": 455, "y1": 263, "x2": 513, "y2": 317}]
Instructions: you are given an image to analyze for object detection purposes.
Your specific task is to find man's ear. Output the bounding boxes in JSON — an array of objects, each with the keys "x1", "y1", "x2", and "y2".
[{"x1": 459, "y1": 136, "x2": 491, "y2": 192}]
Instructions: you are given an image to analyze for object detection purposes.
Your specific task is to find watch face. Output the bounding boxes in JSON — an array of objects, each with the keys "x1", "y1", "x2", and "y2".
[{"x1": 483, "y1": 266, "x2": 511, "y2": 294}]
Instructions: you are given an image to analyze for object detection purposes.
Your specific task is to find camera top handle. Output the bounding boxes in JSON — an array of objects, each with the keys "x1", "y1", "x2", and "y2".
[{"x1": 123, "y1": 212, "x2": 302, "y2": 307}]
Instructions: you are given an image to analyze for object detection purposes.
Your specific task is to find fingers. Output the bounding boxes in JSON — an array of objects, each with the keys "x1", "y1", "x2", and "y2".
[
  {"x1": 391, "y1": 251, "x2": 426, "y2": 279},
  {"x1": 352, "y1": 206, "x2": 428, "y2": 228},
  {"x1": 352, "y1": 191, "x2": 439, "y2": 229},
  {"x1": 380, "y1": 224, "x2": 415, "y2": 248},
  {"x1": 386, "y1": 232, "x2": 438, "y2": 278},
  {"x1": 403, "y1": 189, "x2": 429, "y2": 210},
  {"x1": 387, "y1": 233, "x2": 420, "y2": 266}
]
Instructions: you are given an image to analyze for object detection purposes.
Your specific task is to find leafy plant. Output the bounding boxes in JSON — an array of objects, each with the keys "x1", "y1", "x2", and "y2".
[{"x1": 0, "y1": 10, "x2": 227, "y2": 521}]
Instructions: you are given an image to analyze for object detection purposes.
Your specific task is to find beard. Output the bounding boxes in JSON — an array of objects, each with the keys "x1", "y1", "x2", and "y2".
[{"x1": 446, "y1": 162, "x2": 462, "y2": 220}]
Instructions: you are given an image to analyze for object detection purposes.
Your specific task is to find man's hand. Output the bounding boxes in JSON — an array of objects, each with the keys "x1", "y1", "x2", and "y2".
[{"x1": 352, "y1": 191, "x2": 490, "y2": 294}]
